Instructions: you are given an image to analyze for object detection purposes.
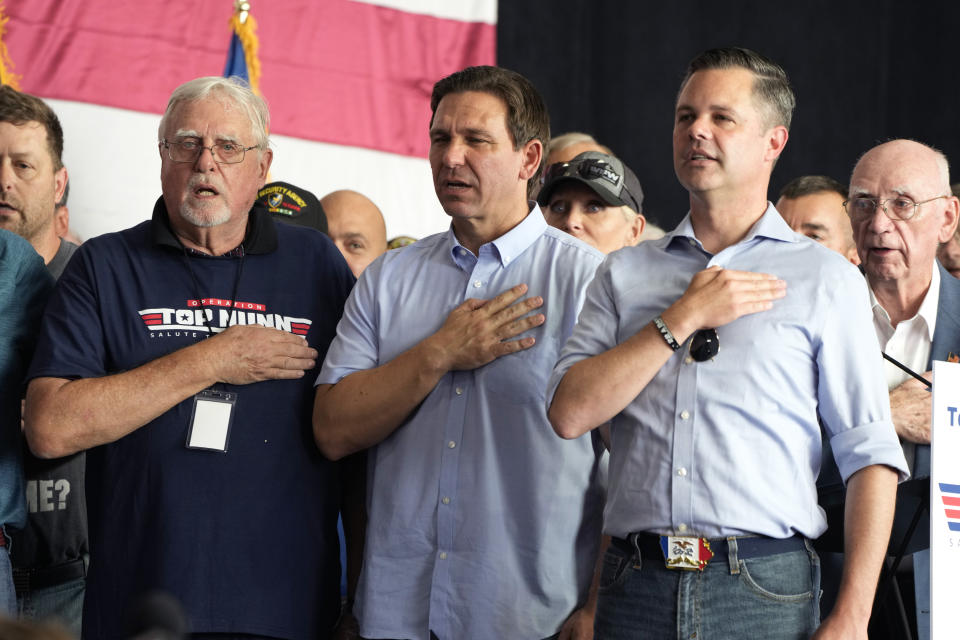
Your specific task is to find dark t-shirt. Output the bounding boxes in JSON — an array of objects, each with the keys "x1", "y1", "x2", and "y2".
[
  {"x1": 28, "y1": 200, "x2": 355, "y2": 639},
  {"x1": 13, "y1": 238, "x2": 87, "y2": 572},
  {"x1": 46, "y1": 239, "x2": 78, "y2": 280}
]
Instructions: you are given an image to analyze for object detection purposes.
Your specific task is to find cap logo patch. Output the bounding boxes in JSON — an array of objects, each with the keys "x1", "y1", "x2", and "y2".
[{"x1": 582, "y1": 162, "x2": 621, "y2": 189}]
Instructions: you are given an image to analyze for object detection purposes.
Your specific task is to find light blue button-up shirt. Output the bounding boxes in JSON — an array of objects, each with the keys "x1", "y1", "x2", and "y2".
[
  {"x1": 548, "y1": 205, "x2": 909, "y2": 541},
  {"x1": 319, "y1": 207, "x2": 606, "y2": 640}
]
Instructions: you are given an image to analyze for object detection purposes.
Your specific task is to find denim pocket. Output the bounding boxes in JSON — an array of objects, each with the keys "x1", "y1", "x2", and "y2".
[
  {"x1": 738, "y1": 551, "x2": 816, "y2": 603},
  {"x1": 598, "y1": 548, "x2": 632, "y2": 592}
]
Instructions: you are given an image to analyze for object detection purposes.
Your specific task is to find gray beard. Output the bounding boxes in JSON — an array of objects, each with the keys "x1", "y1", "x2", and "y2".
[{"x1": 180, "y1": 202, "x2": 232, "y2": 228}]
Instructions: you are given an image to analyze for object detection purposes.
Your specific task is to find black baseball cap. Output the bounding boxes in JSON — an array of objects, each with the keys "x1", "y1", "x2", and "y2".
[
  {"x1": 538, "y1": 151, "x2": 644, "y2": 213},
  {"x1": 256, "y1": 181, "x2": 328, "y2": 234}
]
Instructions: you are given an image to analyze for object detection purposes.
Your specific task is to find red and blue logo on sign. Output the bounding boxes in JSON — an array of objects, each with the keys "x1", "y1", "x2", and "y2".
[{"x1": 938, "y1": 483, "x2": 960, "y2": 532}]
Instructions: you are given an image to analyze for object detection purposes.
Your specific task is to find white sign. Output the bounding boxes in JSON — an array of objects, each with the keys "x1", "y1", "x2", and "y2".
[{"x1": 930, "y1": 360, "x2": 960, "y2": 640}]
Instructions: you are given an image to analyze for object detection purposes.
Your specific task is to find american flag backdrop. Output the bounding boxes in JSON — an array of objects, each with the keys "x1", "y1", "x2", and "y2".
[{"x1": 1, "y1": 0, "x2": 497, "y2": 241}]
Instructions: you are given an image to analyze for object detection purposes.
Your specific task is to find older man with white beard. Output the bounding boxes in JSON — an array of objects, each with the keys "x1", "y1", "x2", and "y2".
[{"x1": 23, "y1": 76, "x2": 355, "y2": 639}]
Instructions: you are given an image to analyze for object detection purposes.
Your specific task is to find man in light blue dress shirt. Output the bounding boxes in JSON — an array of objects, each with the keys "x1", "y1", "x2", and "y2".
[
  {"x1": 314, "y1": 66, "x2": 607, "y2": 640},
  {"x1": 548, "y1": 48, "x2": 909, "y2": 640}
]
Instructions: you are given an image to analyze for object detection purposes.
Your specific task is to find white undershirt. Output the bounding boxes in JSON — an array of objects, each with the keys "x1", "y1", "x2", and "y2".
[{"x1": 869, "y1": 265, "x2": 939, "y2": 391}]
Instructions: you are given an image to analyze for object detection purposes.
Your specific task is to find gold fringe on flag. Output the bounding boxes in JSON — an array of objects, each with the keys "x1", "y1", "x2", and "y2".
[
  {"x1": 0, "y1": 3, "x2": 21, "y2": 89},
  {"x1": 229, "y1": 1, "x2": 261, "y2": 95}
]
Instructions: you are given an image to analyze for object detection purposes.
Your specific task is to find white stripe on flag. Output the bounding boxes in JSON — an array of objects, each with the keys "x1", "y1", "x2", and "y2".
[
  {"x1": 350, "y1": 0, "x2": 497, "y2": 24},
  {"x1": 48, "y1": 98, "x2": 450, "y2": 243}
]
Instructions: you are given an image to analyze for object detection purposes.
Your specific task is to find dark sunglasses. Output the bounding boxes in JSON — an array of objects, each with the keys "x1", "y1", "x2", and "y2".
[{"x1": 689, "y1": 328, "x2": 719, "y2": 362}]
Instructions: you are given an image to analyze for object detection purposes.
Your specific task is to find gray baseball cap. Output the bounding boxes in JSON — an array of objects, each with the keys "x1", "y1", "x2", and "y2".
[{"x1": 538, "y1": 151, "x2": 644, "y2": 213}]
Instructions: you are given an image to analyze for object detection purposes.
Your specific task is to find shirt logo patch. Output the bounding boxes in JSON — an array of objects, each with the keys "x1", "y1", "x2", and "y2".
[{"x1": 139, "y1": 298, "x2": 312, "y2": 337}]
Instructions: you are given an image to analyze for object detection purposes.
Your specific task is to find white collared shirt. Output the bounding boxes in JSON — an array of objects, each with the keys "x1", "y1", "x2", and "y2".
[{"x1": 870, "y1": 265, "x2": 939, "y2": 390}]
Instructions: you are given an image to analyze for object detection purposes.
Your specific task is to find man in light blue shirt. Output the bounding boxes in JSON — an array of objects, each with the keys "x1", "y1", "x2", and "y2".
[
  {"x1": 548, "y1": 48, "x2": 908, "y2": 640},
  {"x1": 314, "y1": 66, "x2": 607, "y2": 640}
]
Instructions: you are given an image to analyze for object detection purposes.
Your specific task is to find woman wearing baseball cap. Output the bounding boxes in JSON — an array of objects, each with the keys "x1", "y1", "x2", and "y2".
[{"x1": 538, "y1": 151, "x2": 646, "y2": 254}]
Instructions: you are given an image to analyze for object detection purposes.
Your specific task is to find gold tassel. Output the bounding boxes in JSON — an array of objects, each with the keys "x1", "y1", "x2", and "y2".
[
  {"x1": 229, "y1": 3, "x2": 261, "y2": 95},
  {"x1": 0, "y1": 3, "x2": 20, "y2": 89}
]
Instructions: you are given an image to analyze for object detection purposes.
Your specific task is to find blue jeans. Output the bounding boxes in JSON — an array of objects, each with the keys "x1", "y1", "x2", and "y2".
[
  {"x1": 17, "y1": 574, "x2": 85, "y2": 637},
  {"x1": 596, "y1": 537, "x2": 821, "y2": 639},
  {"x1": 0, "y1": 547, "x2": 15, "y2": 616}
]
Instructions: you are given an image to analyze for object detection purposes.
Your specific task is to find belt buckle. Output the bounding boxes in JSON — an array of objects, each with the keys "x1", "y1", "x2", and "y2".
[{"x1": 660, "y1": 535, "x2": 714, "y2": 571}]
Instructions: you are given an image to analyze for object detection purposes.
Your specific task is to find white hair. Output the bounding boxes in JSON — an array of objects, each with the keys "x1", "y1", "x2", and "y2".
[
  {"x1": 548, "y1": 131, "x2": 613, "y2": 157},
  {"x1": 158, "y1": 76, "x2": 270, "y2": 149}
]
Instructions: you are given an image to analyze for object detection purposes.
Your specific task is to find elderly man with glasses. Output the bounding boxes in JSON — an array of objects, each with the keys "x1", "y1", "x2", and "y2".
[
  {"x1": 548, "y1": 48, "x2": 908, "y2": 639},
  {"x1": 848, "y1": 138, "x2": 960, "y2": 640},
  {"x1": 23, "y1": 76, "x2": 355, "y2": 639}
]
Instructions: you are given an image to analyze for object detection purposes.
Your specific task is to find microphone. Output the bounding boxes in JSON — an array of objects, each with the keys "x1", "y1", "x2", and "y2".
[
  {"x1": 882, "y1": 351, "x2": 932, "y2": 389},
  {"x1": 124, "y1": 591, "x2": 188, "y2": 640}
]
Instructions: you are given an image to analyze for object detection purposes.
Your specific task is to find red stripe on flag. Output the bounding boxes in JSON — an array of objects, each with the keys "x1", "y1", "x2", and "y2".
[
  {"x1": 944, "y1": 509, "x2": 960, "y2": 519},
  {"x1": 942, "y1": 496, "x2": 960, "y2": 507},
  {"x1": 6, "y1": 1, "x2": 495, "y2": 158}
]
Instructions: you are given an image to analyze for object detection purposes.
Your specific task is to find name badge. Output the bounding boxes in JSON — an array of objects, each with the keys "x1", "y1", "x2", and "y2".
[
  {"x1": 186, "y1": 389, "x2": 237, "y2": 452},
  {"x1": 660, "y1": 535, "x2": 714, "y2": 571}
]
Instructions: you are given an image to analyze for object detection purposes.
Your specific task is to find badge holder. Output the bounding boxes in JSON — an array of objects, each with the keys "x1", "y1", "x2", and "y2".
[{"x1": 186, "y1": 389, "x2": 237, "y2": 452}]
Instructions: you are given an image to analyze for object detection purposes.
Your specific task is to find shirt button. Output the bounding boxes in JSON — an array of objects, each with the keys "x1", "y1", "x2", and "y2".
[
  {"x1": 455, "y1": 387, "x2": 463, "y2": 395},
  {"x1": 441, "y1": 496, "x2": 451, "y2": 505},
  {"x1": 677, "y1": 467, "x2": 687, "y2": 477},
  {"x1": 688, "y1": 238, "x2": 696, "y2": 246},
  {"x1": 439, "y1": 551, "x2": 448, "y2": 560},
  {"x1": 680, "y1": 410, "x2": 690, "y2": 420},
  {"x1": 473, "y1": 280, "x2": 482, "y2": 288},
  {"x1": 677, "y1": 523, "x2": 688, "y2": 532},
  {"x1": 448, "y1": 441, "x2": 456, "y2": 449},
  {"x1": 685, "y1": 356, "x2": 693, "y2": 364}
]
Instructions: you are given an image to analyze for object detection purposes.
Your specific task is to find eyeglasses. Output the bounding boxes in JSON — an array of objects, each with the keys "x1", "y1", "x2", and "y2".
[
  {"x1": 843, "y1": 195, "x2": 949, "y2": 222},
  {"x1": 689, "y1": 328, "x2": 719, "y2": 362},
  {"x1": 162, "y1": 139, "x2": 259, "y2": 164},
  {"x1": 543, "y1": 158, "x2": 623, "y2": 190}
]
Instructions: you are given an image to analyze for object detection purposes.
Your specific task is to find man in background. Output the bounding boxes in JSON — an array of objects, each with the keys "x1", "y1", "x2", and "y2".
[
  {"x1": 0, "y1": 85, "x2": 84, "y2": 635},
  {"x1": 776, "y1": 174, "x2": 859, "y2": 265},
  {"x1": 848, "y1": 139, "x2": 960, "y2": 640},
  {"x1": 935, "y1": 183, "x2": 960, "y2": 278},
  {"x1": 321, "y1": 189, "x2": 388, "y2": 278}
]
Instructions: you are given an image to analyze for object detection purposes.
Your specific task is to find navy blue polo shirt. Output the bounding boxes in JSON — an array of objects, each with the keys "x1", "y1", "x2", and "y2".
[{"x1": 28, "y1": 199, "x2": 355, "y2": 639}]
